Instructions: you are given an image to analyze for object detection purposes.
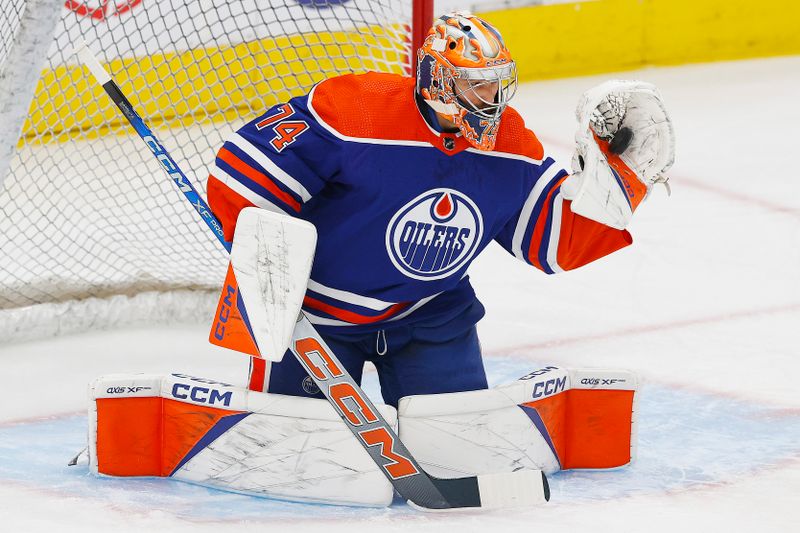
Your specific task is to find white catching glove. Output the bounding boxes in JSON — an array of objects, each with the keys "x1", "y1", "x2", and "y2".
[{"x1": 562, "y1": 80, "x2": 676, "y2": 229}]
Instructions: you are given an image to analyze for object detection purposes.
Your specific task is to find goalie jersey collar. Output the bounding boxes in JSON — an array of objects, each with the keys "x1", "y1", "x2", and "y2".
[{"x1": 414, "y1": 91, "x2": 463, "y2": 153}]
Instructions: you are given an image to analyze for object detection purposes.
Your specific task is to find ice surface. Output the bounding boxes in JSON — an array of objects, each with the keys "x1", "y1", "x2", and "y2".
[{"x1": 1, "y1": 56, "x2": 799, "y2": 532}]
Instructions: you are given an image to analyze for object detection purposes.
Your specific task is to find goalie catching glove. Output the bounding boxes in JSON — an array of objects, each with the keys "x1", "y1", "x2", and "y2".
[{"x1": 563, "y1": 80, "x2": 676, "y2": 229}]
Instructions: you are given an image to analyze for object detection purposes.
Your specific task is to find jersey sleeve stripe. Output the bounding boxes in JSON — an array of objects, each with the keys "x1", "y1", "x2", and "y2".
[
  {"x1": 209, "y1": 170, "x2": 289, "y2": 215},
  {"x1": 526, "y1": 175, "x2": 569, "y2": 271},
  {"x1": 228, "y1": 132, "x2": 312, "y2": 202},
  {"x1": 510, "y1": 159, "x2": 561, "y2": 260},
  {"x1": 217, "y1": 147, "x2": 302, "y2": 213},
  {"x1": 544, "y1": 192, "x2": 566, "y2": 274}
]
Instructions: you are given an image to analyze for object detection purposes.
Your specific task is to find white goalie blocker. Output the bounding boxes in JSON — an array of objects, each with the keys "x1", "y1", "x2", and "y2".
[
  {"x1": 208, "y1": 207, "x2": 317, "y2": 361},
  {"x1": 564, "y1": 79, "x2": 676, "y2": 229}
]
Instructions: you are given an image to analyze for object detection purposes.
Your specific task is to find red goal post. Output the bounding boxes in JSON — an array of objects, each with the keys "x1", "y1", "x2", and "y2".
[{"x1": 0, "y1": 0, "x2": 433, "y2": 341}]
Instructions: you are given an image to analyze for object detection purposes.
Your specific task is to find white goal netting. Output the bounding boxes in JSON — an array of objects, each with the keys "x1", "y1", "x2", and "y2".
[{"x1": 0, "y1": 0, "x2": 418, "y2": 340}]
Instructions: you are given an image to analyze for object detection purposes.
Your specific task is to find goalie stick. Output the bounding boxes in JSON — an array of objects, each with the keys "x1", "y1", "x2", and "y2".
[{"x1": 76, "y1": 43, "x2": 549, "y2": 511}]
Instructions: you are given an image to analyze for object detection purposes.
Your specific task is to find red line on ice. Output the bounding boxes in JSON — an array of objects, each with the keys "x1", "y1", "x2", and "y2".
[
  {"x1": 487, "y1": 302, "x2": 800, "y2": 355},
  {"x1": 675, "y1": 176, "x2": 800, "y2": 218}
]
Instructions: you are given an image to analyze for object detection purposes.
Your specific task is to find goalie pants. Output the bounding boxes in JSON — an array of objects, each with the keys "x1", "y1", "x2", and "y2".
[{"x1": 248, "y1": 301, "x2": 488, "y2": 407}]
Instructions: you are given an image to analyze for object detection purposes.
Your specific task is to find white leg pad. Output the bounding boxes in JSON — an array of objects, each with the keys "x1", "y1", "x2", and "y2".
[
  {"x1": 398, "y1": 367, "x2": 637, "y2": 477},
  {"x1": 89, "y1": 373, "x2": 395, "y2": 507}
]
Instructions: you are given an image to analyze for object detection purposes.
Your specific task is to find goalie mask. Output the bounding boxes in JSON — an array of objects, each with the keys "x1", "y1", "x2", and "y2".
[{"x1": 416, "y1": 12, "x2": 518, "y2": 151}]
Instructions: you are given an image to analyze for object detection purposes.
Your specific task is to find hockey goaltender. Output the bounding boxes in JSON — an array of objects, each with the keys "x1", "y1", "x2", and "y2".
[{"x1": 79, "y1": 11, "x2": 674, "y2": 510}]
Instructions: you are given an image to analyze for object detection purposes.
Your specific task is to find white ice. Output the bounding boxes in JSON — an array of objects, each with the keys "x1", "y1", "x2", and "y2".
[{"x1": 1, "y1": 56, "x2": 799, "y2": 532}]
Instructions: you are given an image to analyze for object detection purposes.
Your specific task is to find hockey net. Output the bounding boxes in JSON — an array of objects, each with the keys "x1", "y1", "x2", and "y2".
[{"x1": 0, "y1": 0, "x2": 431, "y2": 341}]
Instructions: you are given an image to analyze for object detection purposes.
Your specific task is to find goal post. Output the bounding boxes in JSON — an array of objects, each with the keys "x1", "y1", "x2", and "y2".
[
  {"x1": 0, "y1": 0, "x2": 64, "y2": 191},
  {"x1": 0, "y1": 0, "x2": 434, "y2": 342}
]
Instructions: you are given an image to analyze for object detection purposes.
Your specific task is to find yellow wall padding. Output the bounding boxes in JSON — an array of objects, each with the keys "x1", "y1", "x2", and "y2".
[
  {"x1": 21, "y1": 27, "x2": 405, "y2": 144},
  {"x1": 482, "y1": 0, "x2": 800, "y2": 81},
  {"x1": 19, "y1": 1, "x2": 800, "y2": 143}
]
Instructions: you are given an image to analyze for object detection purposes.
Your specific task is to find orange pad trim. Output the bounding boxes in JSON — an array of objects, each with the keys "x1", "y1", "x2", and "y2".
[
  {"x1": 95, "y1": 397, "x2": 162, "y2": 477},
  {"x1": 522, "y1": 388, "x2": 634, "y2": 470},
  {"x1": 95, "y1": 397, "x2": 246, "y2": 477},
  {"x1": 593, "y1": 131, "x2": 649, "y2": 213},
  {"x1": 209, "y1": 263, "x2": 261, "y2": 357}
]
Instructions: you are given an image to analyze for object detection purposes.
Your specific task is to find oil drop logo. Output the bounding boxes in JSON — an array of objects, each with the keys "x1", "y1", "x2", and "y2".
[{"x1": 386, "y1": 189, "x2": 484, "y2": 280}]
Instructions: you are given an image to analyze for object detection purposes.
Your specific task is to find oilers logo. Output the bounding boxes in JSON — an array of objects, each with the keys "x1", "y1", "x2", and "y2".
[{"x1": 386, "y1": 189, "x2": 484, "y2": 280}]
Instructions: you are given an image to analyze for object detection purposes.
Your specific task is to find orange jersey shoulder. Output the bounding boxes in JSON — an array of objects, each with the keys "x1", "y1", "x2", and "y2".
[
  {"x1": 311, "y1": 71, "x2": 544, "y2": 160},
  {"x1": 310, "y1": 72, "x2": 425, "y2": 141},
  {"x1": 493, "y1": 105, "x2": 545, "y2": 161}
]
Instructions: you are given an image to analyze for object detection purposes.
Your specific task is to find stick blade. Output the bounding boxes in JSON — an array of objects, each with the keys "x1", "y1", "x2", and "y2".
[
  {"x1": 476, "y1": 469, "x2": 550, "y2": 509},
  {"x1": 408, "y1": 470, "x2": 549, "y2": 512}
]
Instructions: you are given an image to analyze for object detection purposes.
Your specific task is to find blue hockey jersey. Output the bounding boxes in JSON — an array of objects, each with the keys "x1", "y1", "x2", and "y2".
[{"x1": 208, "y1": 72, "x2": 632, "y2": 333}]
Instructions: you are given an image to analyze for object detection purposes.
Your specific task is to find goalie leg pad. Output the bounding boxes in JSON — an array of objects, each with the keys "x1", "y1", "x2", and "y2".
[
  {"x1": 89, "y1": 373, "x2": 395, "y2": 507},
  {"x1": 397, "y1": 367, "x2": 637, "y2": 478}
]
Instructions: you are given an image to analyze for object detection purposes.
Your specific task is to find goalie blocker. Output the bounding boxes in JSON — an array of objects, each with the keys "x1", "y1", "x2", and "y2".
[{"x1": 87, "y1": 368, "x2": 636, "y2": 507}]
